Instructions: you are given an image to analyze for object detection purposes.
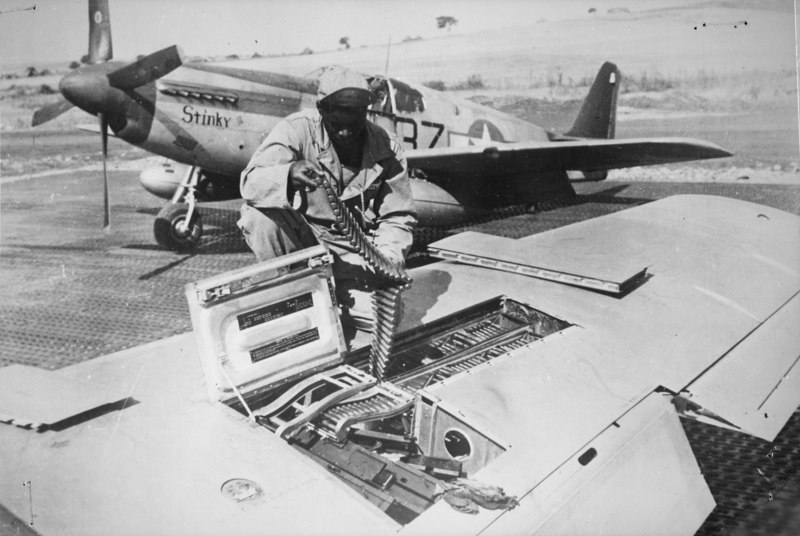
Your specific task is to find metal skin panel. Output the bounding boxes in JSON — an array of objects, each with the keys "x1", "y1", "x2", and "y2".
[
  {"x1": 399, "y1": 195, "x2": 799, "y2": 463},
  {"x1": 0, "y1": 195, "x2": 797, "y2": 535},
  {"x1": 492, "y1": 393, "x2": 714, "y2": 536},
  {"x1": 0, "y1": 365, "x2": 125, "y2": 428},
  {"x1": 516, "y1": 195, "x2": 800, "y2": 322},
  {"x1": 137, "y1": 65, "x2": 315, "y2": 177},
  {"x1": 681, "y1": 292, "x2": 800, "y2": 441},
  {"x1": 428, "y1": 230, "x2": 647, "y2": 293},
  {"x1": 413, "y1": 83, "x2": 549, "y2": 147},
  {"x1": 0, "y1": 334, "x2": 397, "y2": 536},
  {"x1": 401, "y1": 394, "x2": 714, "y2": 536},
  {"x1": 399, "y1": 258, "x2": 764, "y2": 407}
]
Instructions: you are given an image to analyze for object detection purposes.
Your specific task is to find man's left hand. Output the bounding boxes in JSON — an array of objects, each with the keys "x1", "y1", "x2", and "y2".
[{"x1": 378, "y1": 248, "x2": 406, "y2": 270}]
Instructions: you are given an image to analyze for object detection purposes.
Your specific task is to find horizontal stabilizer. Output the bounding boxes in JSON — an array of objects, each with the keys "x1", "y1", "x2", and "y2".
[{"x1": 408, "y1": 137, "x2": 731, "y2": 179}]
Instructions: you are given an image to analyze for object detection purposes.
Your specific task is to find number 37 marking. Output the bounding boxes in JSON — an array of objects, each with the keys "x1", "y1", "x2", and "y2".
[{"x1": 394, "y1": 117, "x2": 445, "y2": 149}]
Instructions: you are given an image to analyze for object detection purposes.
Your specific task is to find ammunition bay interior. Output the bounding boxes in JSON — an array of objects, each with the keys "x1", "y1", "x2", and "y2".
[{"x1": 186, "y1": 247, "x2": 571, "y2": 524}]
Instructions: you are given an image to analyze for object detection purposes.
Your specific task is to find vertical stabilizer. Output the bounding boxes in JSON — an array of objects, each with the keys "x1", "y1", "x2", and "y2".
[
  {"x1": 566, "y1": 62, "x2": 619, "y2": 139},
  {"x1": 88, "y1": 0, "x2": 112, "y2": 64}
]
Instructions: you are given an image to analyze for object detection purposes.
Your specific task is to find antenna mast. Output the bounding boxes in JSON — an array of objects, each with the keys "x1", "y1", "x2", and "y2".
[{"x1": 384, "y1": 35, "x2": 392, "y2": 77}]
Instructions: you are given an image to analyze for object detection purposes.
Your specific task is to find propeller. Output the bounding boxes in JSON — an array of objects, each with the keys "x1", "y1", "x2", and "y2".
[
  {"x1": 106, "y1": 45, "x2": 182, "y2": 89},
  {"x1": 99, "y1": 112, "x2": 110, "y2": 230},
  {"x1": 32, "y1": 45, "x2": 182, "y2": 229},
  {"x1": 31, "y1": 0, "x2": 183, "y2": 230},
  {"x1": 31, "y1": 98, "x2": 75, "y2": 127}
]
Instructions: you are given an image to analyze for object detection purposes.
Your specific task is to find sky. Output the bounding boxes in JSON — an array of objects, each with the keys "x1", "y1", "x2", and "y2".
[{"x1": 0, "y1": 0, "x2": 679, "y2": 68}]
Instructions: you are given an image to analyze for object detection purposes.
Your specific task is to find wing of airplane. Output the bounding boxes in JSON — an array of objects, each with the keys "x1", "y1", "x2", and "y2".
[
  {"x1": 407, "y1": 137, "x2": 732, "y2": 179},
  {"x1": 0, "y1": 195, "x2": 797, "y2": 535}
]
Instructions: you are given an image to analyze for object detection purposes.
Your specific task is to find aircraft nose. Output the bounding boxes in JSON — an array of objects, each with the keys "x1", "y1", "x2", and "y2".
[{"x1": 59, "y1": 69, "x2": 114, "y2": 115}]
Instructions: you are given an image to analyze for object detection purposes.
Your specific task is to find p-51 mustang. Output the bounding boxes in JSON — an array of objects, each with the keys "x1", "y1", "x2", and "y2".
[{"x1": 34, "y1": 0, "x2": 731, "y2": 250}]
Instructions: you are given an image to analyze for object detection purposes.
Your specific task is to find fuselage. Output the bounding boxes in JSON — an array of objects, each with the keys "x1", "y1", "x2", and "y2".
[{"x1": 120, "y1": 62, "x2": 549, "y2": 180}]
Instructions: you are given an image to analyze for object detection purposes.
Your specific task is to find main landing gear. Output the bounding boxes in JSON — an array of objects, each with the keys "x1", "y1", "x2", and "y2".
[{"x1": 154, "y1": 166, "x2": 204, "y2": 251}]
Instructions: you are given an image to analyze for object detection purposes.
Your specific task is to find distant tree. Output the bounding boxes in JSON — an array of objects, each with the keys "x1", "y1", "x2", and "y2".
[
  {"x1": 80, "y1": 54, "x2": 89, "y2": 64},
  {"x1": 300, "y1": 47, "x2": 314, "y2": 55},
  {"x1": 423, "y1": 80, "x2": 447, "y2": 91},
  {"x1": 69, "y1": 60, "x2": 81, "y2": 69},
  {"x1": 26, "y1": 66, "x2": 38, "y2": 77},
  {"x1": 339, "y1": 36, "x2": 351, "y2": 49},
  {"x1": 436, "y1": 16, "x2": 458, "y2": 33},
  {"x1": 251, "y1": 52, "x2": 263, "y2": 58}
]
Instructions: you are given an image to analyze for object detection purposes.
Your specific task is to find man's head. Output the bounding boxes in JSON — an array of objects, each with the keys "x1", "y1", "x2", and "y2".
[{"x1": 316, "y1": 66, "x2": 374, "y2": 148}]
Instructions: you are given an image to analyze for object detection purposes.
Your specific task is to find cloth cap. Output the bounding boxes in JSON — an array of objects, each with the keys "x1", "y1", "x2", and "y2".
[{"x1": 317, "y1": 66, "x2": 374, "y2": 108}]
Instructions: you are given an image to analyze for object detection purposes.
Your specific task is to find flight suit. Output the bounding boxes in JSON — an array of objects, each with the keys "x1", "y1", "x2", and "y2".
[{"x1": 239, "y1": 107, "x2": 417, "y2": 329}]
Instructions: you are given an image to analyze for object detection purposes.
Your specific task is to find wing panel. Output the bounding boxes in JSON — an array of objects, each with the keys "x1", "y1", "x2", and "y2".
[
  {"x1": 482, "y1": 394, "x2": 714, "y2": 536},
  {"x1": 428, "y1": 231, "x2": 647, "y2": 294},
  {"x1": 407, "y1": 137, "x2": 731, "y2": 178},
  {"x1": 681, "y1": 292, "x2": 800, "y2": 441},
  {"x1": 0, "y1": 365, "x2": 126, "y2": 428}
]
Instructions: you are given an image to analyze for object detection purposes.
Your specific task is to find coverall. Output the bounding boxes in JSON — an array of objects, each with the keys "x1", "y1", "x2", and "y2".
[{"x1": 238, "y1": 107, "x2": 417, "y2": 328}]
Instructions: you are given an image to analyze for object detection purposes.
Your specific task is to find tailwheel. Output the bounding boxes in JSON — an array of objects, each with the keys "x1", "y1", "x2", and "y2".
[{"x1": 154, "y1": 203, "x2": 203, "y2": 251}]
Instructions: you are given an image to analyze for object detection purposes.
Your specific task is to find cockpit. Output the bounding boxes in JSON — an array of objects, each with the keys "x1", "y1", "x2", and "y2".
[{"x1": 367, "y1": 76, "x2": 425, "y2": 115}]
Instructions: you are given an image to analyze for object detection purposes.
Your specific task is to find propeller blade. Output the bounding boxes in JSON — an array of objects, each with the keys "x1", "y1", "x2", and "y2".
[
  {"x1": 87, "y1": 0, "x2": 113, "y2": 63},
  {"x1": 99, "y1": 112, "x2": 110, "y2": 230},
  {"x1": 31, "y1": 98, "x2": 75, "y2": 127},
  {"x1": 106, "y1": 45, "x2": 183, "y2": 90}
]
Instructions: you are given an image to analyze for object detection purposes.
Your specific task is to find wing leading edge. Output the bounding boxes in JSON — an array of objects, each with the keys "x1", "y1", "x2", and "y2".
[{"x1": 407, "y1": 137, "x2": 732, "y2": 179}]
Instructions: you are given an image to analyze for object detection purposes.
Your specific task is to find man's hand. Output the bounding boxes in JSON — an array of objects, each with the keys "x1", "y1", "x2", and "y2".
[
  {"x1": 289, "y1": 160, "x2": 323, "y2": 192},
  {"x1": 378, "y1": 247, "x2": 406, "y2": 270}
]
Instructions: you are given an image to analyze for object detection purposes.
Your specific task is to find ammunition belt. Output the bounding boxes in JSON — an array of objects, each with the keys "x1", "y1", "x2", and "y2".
[{"x1": 313, "y1": 173, "x2": 411, "y2": 381}]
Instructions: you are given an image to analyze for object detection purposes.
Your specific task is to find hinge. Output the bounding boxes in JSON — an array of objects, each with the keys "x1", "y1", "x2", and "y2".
[{"x1": 198, "y1": 284, "x2": 232, "y2": 304}]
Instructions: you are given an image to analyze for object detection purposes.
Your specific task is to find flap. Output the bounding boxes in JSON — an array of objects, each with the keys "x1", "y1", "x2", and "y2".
[
  {"x1": 679, "y1": 292, "x2": 800, "y2": 441},
  {"x1": 0, "y1": 365, "x2": 125, "y2": 428},
  {"x1": 428, "y1": 231, "x2": 647, "y2": 294}
]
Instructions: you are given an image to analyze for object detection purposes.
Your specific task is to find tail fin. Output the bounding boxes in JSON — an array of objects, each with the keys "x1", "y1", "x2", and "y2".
[
  {"x1": 87, "y1": 0, "x2": 113, "y2": 64},
  {"x1": 566, "y1": 62, "x2": 619, "y2": 139}
]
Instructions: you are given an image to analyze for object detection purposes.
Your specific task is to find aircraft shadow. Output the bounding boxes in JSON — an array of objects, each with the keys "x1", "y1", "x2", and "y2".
[
  {"x1": 132, "y1": 185, "x2": 652, "y2": 259},
  {"x1": 42, "y1": 398, "x2": 140, "y2": 432},
  {"x1": 412, "y1": 184, "x2": 653, "y2": 250},
  {"x1": 131, "y1": 206, "x2": 251, "y2": 255}
]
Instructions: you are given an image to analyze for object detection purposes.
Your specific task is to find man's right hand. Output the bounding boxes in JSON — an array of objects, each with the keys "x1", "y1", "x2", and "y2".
[{"x1": 289, "y1": 160, "x2": 323, "y2": 192}]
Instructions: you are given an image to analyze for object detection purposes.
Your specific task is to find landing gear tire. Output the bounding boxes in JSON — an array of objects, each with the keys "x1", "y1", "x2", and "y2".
[{"x1": 154, "y1": 204, "x2": 203, "y2": 251}]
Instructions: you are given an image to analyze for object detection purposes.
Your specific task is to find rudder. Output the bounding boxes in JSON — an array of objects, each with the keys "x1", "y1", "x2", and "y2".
[{"x1": 566, "y1": 62, "x2": 619, "y2": 139}]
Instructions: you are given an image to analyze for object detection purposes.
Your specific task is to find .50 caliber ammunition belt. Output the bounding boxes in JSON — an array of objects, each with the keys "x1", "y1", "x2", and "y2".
[{"x1": 313, "y1": 173, "x2": 411, "y2": 381}]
